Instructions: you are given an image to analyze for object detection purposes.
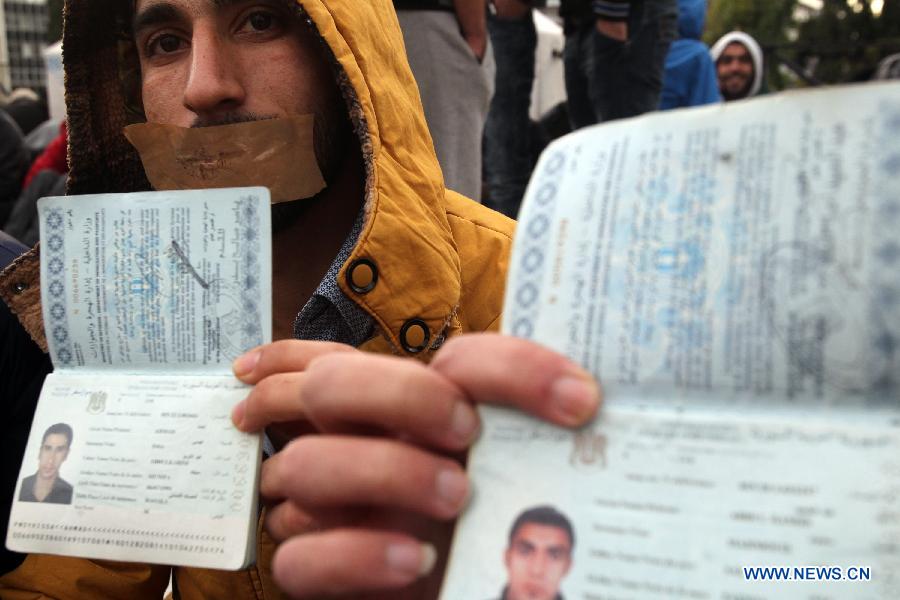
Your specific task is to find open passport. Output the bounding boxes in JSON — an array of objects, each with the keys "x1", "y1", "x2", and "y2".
[
  {"x1": 6, "y1": 188, "x2": 270, "y2": 570},
  {"x1": 442, "y1": 83, "x2": 900, "y2": 599}
]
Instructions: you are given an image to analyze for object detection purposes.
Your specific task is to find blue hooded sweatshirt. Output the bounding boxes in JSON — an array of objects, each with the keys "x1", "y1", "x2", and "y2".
[{"x1": 660, "y1": 0, "x2": 721, "y2": 110}]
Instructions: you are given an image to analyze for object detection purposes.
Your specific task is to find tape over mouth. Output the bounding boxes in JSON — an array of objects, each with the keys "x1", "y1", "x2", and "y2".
[{"x1": 124, "y1": 114, "x2": 326, "y2": 204}]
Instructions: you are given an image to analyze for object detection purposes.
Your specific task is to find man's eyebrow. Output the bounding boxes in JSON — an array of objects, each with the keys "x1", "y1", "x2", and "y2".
[
  {"x1": 211, "y1": 0, "x2": 256, "y2": 8},
  {"x1": 514, "y1": 540, "x2": 535, "y2": 550},
  {"x1": 133, "y1": 0, "x2": 284, "y2": 33},
  {"x1": 212, "y1": 0, "x2": 295, "y2": 12},
  {"x1": 132, "y1": 2, "x2": 183, "y2": 34}
]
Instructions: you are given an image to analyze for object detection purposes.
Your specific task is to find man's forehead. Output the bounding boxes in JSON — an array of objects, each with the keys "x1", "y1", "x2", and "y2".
[
  {"x1": 723, "y1": 41, "x2": 750, "y2": 55},
  {"x1": 133, "y1": 0, "x2": 291, "y2": 22},
  {"x1": 43, "y1": 434, "x2": 69, "y2": 446},
  {"x1": 135, "y1": 0, "x2": 254, "y2": 11}
]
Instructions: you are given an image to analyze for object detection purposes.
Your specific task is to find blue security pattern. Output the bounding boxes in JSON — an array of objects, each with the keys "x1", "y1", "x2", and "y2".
[
  {"x1": 238, "y1": 196, "x2": 264, "y2": 350},
  {"x1": 509, "y1": 151, "x2": 567, "y2": 340},
  {"x1": 44, "y1": 207, "x2": 74, "y2": 367}
]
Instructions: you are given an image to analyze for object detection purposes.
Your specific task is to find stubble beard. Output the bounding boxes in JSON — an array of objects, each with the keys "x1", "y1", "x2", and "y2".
[{"x1": 720, "y1": 71, "x2": 753, "y2": 101}]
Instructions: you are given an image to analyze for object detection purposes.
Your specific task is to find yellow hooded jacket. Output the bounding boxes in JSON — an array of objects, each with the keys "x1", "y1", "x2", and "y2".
[{"x1": 0, "y1": 0, "x2": 514, "y2": 597}]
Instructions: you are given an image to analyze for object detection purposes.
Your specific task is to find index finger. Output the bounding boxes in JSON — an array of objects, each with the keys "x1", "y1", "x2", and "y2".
[
  {"x1": 232, "y1": 340, "x2": 356, "y2": 383},
  {"x1": 429, "y1": 334, "x2": 601, "y2": 427}
]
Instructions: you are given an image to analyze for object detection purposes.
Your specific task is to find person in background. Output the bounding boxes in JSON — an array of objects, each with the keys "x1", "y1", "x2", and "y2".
[
  {"x1": 21, "y1": 121, "x2": 68, "y2": 191},
  {"x1": 560, "y1": 0, "x2": 678, "y2": 129},
  {"x1": 659, "y1": 0, "x2": 721, "y2": 110},
  {"x1": 1, "y1": 89, "x2": 48, "y2": 137},
  {"x1": 3, "y1": 121, "x2": 69, "y2": 246},
  {"x1": 394, "y1": 0, "x2": 495, "y2": 201},
  {"x1": 710, "y1": 31, "x2": 763, "y2": 102},
  {"x1": 0, "y1": 109, "x2": 30, "y2": 226},
  {"x1": 483, "y1": 0, "x2": 537, "y2": 219}
]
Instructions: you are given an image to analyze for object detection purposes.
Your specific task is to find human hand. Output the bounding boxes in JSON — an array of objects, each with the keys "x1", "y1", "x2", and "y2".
[
  {"x1": 595, "y1": 18, "x2": 628, "y2": 42},
  {"x1": 454, "y1": 0, "x2": 488, "y2": 62},
  {"x1": 231, "y1": 334, "x2": 601, "y2": 598},
  {"x1": 464, "y1": 32, "x2": 488, "y2": 63}
]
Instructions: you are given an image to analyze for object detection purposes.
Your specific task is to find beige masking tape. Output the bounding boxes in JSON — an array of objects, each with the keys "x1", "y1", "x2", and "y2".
[{"x1": 124, "y1": 115, "x2": 326, "y2": 204}]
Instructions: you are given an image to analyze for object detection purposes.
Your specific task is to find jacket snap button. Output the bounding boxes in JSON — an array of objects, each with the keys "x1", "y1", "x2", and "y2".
[
  {"x1": 400, "y1": 319, "x2": 430, "y2": 354},
  {"x1": 346, "y1": 258, "x2": 378, "y2": 294}
]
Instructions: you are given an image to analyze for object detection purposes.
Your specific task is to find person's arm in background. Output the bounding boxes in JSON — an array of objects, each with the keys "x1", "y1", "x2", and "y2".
[
  {"x1": 454, "y1": 0, "x2": 489, "y2": 61},
  {"x1": 592, "y1": 0, "x2": 631, "y2": 41}
]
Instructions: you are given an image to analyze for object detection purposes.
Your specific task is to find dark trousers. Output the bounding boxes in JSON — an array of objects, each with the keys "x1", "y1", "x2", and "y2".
[
  {"x1": 563, "y1": 0, "x2": 678, "y2": 129},
  {"x1": 483, "y1": 10, "x2": 537, "y2": 219}
]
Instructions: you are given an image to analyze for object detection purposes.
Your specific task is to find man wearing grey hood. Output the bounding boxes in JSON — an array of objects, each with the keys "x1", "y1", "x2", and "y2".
[{"x1": 710, "y1": 31, "x2": 763, "y2": 101}]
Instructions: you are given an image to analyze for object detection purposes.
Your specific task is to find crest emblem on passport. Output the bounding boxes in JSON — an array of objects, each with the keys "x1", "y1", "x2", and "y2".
[{"x1": 87, "y1": 391, "x2": 107, "y2": 414}]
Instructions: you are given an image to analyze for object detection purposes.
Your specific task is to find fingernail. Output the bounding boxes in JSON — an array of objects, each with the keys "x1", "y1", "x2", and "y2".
[
  {"x1": 436, "y1": 469, "x2": 469, "y2": 512},
  {"x1": 231, "y1": 401, "x2": 245, "y2": 429},
  {"x1": 387, "y1": 542, "x2": 437, "y2": 578},
  {"x1": 451, "y1": 403, "x2": 480, "y2": 445},
  {"x1": 419, "y1": 543, "x2": 437, "y2": 576},
  {"x1": 233, "y1": 350, "x2": 261, "y2": 377},
  {"x1": 551, "y1": 369, "x2": 600, "y2": 425}
]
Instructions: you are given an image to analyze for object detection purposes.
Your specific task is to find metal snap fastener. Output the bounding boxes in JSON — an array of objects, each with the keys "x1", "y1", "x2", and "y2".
[
  {"x1": 346, "y1": 258, "x2": 378, "y2": 294},
  {"x1": 400, "y1": 319, "x2": 430, "y2": 354}
]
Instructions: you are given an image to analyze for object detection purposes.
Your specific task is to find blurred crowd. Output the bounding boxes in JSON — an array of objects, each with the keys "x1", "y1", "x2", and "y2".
[
  {"x1": 1, "y1": 86, "x2": 67, "y2": 247},
  {"x1": 391, "y1": 0, "x2": 760, "y2": 220},
  {"x1": 393, "y1": 0, "x2": 894, "y2": 220}
]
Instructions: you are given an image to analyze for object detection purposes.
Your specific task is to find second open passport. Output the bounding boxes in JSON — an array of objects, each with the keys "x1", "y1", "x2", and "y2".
[{"x1": 6, "y1": 187, "x2": 271, "y2": 570}]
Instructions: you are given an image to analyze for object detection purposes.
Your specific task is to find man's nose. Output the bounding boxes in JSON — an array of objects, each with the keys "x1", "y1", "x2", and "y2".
[
  {"x1": 528, "y1": 554, "x2": 548, "y2": 575},
  {"x1": 182, "y1": 29, "x2": 246, "y2": 118}
]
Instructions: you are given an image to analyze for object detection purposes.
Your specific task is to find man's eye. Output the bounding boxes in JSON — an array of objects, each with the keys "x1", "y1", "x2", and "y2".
[
  {"x1": 247, "y1": 11, "x2": 275, "y2": 32},
  {"x1": 148, "y1": 34, "x2": 184, "y2": 56}
]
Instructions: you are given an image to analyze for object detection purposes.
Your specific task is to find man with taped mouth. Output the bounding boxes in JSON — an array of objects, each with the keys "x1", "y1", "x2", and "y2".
[{"x1": 0, "y1": 0, "x2": 602, "y2": 598}]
